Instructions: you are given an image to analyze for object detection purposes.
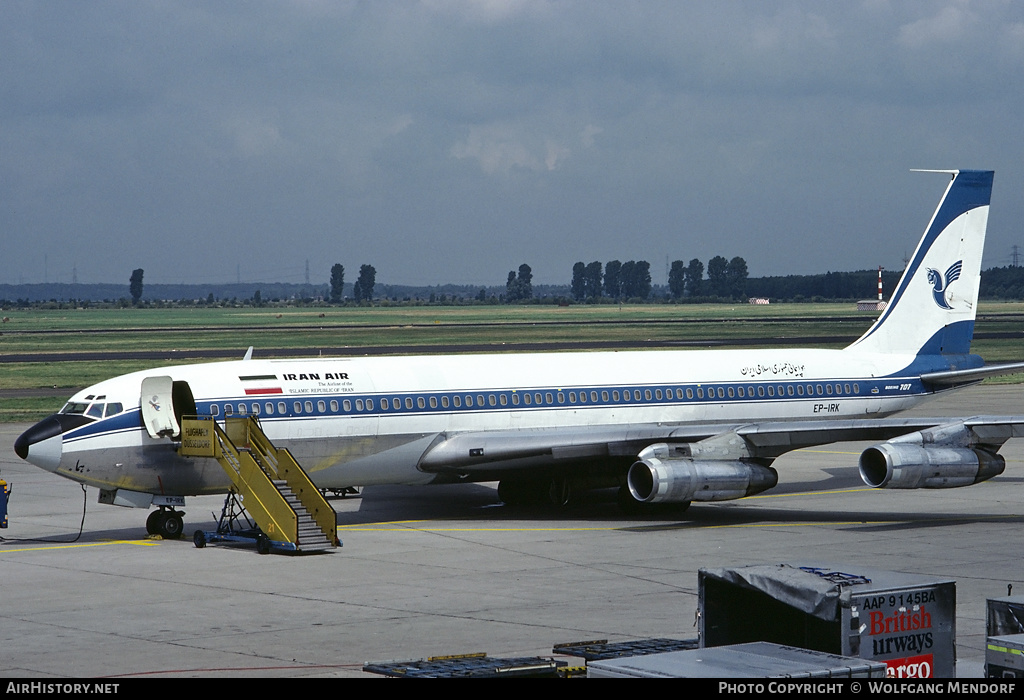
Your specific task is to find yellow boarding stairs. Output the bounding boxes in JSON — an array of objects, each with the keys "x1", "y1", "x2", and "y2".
[{"x1": 179, "y1": 415, "x2": 339, "y2": 553}]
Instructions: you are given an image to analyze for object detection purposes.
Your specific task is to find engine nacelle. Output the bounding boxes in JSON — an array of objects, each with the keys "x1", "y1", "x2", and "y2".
[
  {"x1": 859, "y1": 443, "x2": 1005, "y2": 489},
  {"x1": 627, "y1": 455, "x2": 778, "y2": 504}
]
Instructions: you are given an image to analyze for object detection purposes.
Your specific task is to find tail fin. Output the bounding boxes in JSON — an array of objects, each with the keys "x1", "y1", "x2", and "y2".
[{"x1": 847, "y1": 169, "x2": 994, "y2": 357}]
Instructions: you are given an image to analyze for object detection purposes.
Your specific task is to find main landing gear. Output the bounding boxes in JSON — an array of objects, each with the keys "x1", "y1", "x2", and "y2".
[{"x1": 146, "y1": 506, "x2": 185, "y2": 540}]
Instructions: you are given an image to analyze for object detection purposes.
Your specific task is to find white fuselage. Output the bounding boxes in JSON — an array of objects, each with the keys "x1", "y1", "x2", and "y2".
[{"x1": 44, "y1": 345, "x2": 950, "y2": 497}]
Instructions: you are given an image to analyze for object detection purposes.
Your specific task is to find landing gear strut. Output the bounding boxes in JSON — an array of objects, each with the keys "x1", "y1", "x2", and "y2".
[{"x1": 146, "y1": 506, "x2": 185, "y2": 539}]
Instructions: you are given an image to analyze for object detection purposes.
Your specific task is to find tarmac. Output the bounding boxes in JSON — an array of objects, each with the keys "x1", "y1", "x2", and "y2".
[{"x1": 1, "y1": 384, "x2": 1022, "y2": 678}]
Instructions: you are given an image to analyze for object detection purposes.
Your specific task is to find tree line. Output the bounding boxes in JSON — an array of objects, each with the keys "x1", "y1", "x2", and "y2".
[
  {"x1": 569, "y1": 256, "x2": 748, "y2": 302},
  {"x1": 22, "y1": 260, "x2": 1024, "y2": 309}
]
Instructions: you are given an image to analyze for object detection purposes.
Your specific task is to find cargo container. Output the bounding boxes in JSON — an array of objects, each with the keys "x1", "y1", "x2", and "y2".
[{"x1": 699, "y1": 563, "x2": 955, "y2": 678}]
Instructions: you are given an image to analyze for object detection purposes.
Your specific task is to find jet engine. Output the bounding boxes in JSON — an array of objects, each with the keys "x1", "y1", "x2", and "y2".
[
  {"x1": 859, "y1": 442, "x2": 1004, "y2": 489},
  {"x1": 627, "y1": 443, "x2": 778, "y2": 504}
]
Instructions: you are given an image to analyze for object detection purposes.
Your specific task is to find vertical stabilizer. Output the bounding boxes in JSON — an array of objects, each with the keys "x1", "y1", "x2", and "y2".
[{"x1": 847, "y1": 170, "x2": 993, "y2": 357}]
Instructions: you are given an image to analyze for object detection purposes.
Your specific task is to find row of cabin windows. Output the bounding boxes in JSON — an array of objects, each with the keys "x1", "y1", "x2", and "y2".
[{"x1": 206, "y1": 382, "x2": 862, "y2": 417}]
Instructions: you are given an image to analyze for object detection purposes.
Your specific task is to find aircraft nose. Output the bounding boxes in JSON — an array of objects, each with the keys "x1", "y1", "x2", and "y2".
[{"x1": 14, "y1": 416, "x2": 64, "y2": 472}]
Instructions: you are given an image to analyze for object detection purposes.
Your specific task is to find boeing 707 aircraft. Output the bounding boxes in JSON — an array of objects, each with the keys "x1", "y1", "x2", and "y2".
[{"x1": 15, "y1": 169, "x2": 1024, "y2": 539}]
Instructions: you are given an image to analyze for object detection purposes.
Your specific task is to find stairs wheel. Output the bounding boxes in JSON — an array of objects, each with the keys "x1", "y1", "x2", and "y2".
[{"x1": 256, "y1": 533, "x2": 271, "y2": 555}]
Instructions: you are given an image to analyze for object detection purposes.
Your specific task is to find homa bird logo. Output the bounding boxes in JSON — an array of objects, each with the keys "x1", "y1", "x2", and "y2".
[{"x1": 926, "y1": 260, "x2": 962, "y2": 310}]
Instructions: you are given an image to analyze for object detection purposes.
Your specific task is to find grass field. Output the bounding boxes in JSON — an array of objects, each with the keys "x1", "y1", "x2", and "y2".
[{"x1": 2, "y1": 302, "x2": 1023, "y2": 422}]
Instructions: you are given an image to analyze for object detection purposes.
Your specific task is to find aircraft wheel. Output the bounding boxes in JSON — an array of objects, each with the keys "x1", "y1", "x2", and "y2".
[
  {"x1": 256, "y1": 533, "x2": 271, "y2": 555},
  {"x1": 146, "y1": 510, "x2": 164, "y2": 535},
  {"x1": 497, "y1": 479, "x2": 527, "y2": 506},
  {"x1": 159, "y1": 512, "x2": 184, "y2": 540},
  {"x1": 548, "y1": 477, "x2": 574, "y2": 508},
  {"x1": 193, "y1": 530, "x2": 206, "y2": 548}
]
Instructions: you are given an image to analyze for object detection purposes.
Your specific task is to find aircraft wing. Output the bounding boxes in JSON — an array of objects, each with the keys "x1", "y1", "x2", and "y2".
[{"x1": 417, "y1": 415, "x2": 1024, "y2": 478}]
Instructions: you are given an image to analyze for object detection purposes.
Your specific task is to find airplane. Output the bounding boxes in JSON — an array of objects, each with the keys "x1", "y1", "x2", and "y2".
[{"x1": 14, "y1": 169, "x2": 1024, "y2": 540}]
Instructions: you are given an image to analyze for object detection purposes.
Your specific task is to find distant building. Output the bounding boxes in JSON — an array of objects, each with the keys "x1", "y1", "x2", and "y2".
[
  {"x1": 747, "y1": 297, "x2": 770, "y2": 305},
  {"x1": 857, "y1": 300, "x2": 887, "y2": 311}
]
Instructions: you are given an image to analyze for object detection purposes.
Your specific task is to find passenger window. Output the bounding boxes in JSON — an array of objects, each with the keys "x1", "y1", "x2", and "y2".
[
  {"x1": 343, "y1": 400, "x2": 351, "y2": 412},
  {"x1": 524, "y1": 393, "x2": 532, "y2": 405},
  {"x1": 686, "y1": 388, "x2": 693, "y2": 399},
  {"x1": 499, "y1": 394, "x2": 507, "y2": 406},
  {"x1": 355, "y1": 399, "x2": 364, "y2": 411},
  {"x1": 265, "y1": 403, "x2": 274, "y2": 415},
  {"x1": 728, "y1": 387, "x2": 735, "y2": 398},
  {"x1": 330, "y1": 400, "x2": 338, "y2": 412},
  {"x1": 211, "y1": 404, "x2": 220, "y2": 416},
  {"x1": 453, "y1": 395, "x2": 462, "y2": 408},
  {"x1": 546, "y1": 393, "x2": 553, "y2": 404},
  {"x1": 238, "y1": 404, "x2": 247, "y2": 415},
  {"x1": 252, "y1": 403, "x2": 260, "y2": 414},
  {"x1": 225, "y1": 404, "x2": 234, "y2": 415},
  {"x1": 304, "y1": 401, "x2": 313, "y2": 413},
  {"x1": 441, "y1": 396, "x2": 450, "y2": 408},
  {"x1": 431, "y1": 396, "x2": 439, "y2": 408},
  {"x1": 654, "y1": 389, "x2": 662, "y2": 401},
  {"x1": 417, "y1": 397, "x2": 426, "y2": 409},
  {"x1": 393, "y1": 398, "x2": 400, "y2": 410},
  {"x1": 318, "y1": 400, "x2": 326, "y2": 413},
  {"x1": 406, "y1": 397, "x2": 414, "y2": 409},
  {"x1": 278, "y1": 402, "x2": 287, "y2": 414}
]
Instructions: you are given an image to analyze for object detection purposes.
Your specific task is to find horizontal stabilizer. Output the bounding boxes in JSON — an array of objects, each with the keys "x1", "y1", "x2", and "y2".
[{"x1": 919, "y1": 362, "x2": 1024, "y2": 387}]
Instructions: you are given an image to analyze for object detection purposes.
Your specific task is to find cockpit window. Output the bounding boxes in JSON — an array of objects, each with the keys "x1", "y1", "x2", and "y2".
[{"x1": 62, "y1": 401, "x2": 124, "y2": 420}]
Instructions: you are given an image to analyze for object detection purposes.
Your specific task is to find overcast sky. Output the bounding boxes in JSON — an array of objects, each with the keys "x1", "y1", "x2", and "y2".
[{"x1": 3, "y1": 1, "x2": 1023, "y2": 288}]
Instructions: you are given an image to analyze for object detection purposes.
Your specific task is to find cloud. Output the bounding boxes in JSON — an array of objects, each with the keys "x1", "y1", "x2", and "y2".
[
  {"x1": 898, "y1": 5, "x2": 976, "y2": 48},
  {"x1": 581, "y1": 124, "x2": 602, "y2": 148},
  {"x1": 451, "y1": 123, "x2": 569, "y2": 174}
]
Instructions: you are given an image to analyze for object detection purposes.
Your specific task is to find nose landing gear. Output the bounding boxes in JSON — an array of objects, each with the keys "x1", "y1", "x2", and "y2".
[{"x1": 146, "y1": 507, "x2": 185, "y2": 539}]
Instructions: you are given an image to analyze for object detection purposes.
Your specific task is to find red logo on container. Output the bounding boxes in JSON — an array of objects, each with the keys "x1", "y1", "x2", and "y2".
[{"x1": 884, "y1": 654, "x2": 933, "y2": 678}]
